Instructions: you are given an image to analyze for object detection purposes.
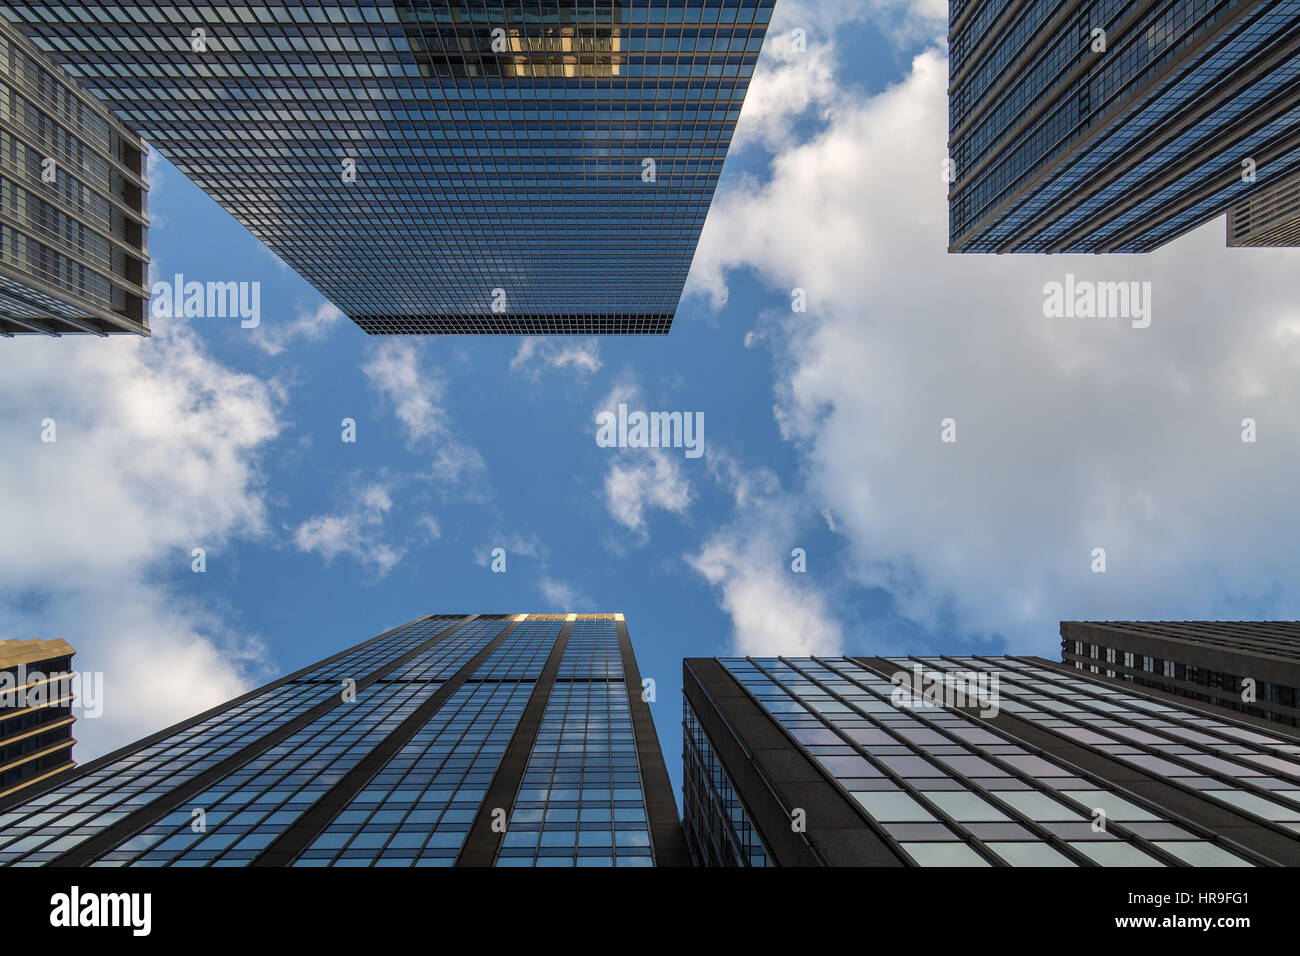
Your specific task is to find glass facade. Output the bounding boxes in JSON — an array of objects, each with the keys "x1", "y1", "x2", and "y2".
[
  {"x1": 2, "y1": 2, "x2": 776, "y2": 334},
  {"x1": 686, "y1": 654, "x2": 1300, "y2": 865},
  {"x1": 0, "y1": 639, "x2": 76, "y2": 801},
  {"x1": 0, "y1": 612, "x2": 683, "y2": 867},
  {"x1": 1063, "y1": 620, "x2": 1300, "y2": 727},
  {"x1": 1228, "y1": 167, "x2": 1300, "y2": 243},
  {"x1": 0, "y1": 16, "x2": 147, "y2": 335},
  {"x1": 949, "y1": 0, "x2": 1300, "y2": 252},
  {"x1": 682, "y1": 698, "x2": 770, "y2": 865}
]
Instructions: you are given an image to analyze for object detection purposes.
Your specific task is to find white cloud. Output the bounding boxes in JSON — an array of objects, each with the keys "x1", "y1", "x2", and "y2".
[
  {"x1": 362, "y1": 339, "x2": 449, "y2": 443},
  {"x1": 0, "y1": 322, "x2": 280, "y2": 757},
  {"x1": 250, "y1": 301, "x2": 346, "y2": 356},
  {"x1": 593, "y1": 383, "x2": 693, "y2": 540},
  {"x1": 688, "y1": 38, "x2": 1300, "y2": 655},
  {"x1": 538, "y1": 576, "x2": 590, "y2": 609},
  {"x1": 510, "y1": 337, "x2": 602, "y2": 379},
  {"x1": 474, "y1": 533, "x2": 541, "y2": 567},
  {"x1": 687, "y1": 458, "x2": 844, "y2": 656},
  {"x1": 293, "y1": 483, "x2": 405, "y2": 575},
  {"x1": 604, "y1": 453, "x2": 693, "y2": 537},
  {"x1": 731, "y1": 25, "x2": 843, "y2": 152},
  {"x1": 765, "y1": 0, "x2": 944, "y2": 55},
  {"x1": 361, "y1": 340, "x2": 484, "y2": 482}
]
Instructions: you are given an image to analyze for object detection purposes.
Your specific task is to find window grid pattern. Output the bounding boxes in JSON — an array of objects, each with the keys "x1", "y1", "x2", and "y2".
[
  {"x1": 290, "y1": 682, "x2": 534, "y2": 866},
  {"x1": 682, "y1": 698, "x2": 771, "y2": 866},
  {"x1": 3, "y1": 2, "x2": 777, "y2": 333},
  {"x1": 291, "y1": 619, "x2": 566, "y2": 866},
  {"x1": 950, "y1": 0, "x2": 1300, "y2": 252},
  {"x1": 0, "y1": 681, "x2": 336, "y2": 865},
  {"x1": 0, "y1": 614, "x2": 480, "y2": 865},
  {"x1": 100, "y1": 681, "x2": 444, "y2": 866},
  {"x1": 1068, "y1": 621, "x2": 1300, "y2": 662},
  {"x1": 923, "y1": 657, "x2": 1300, "y2": 834},
  {"x1": 496, "y1": 620, "x2": 649, "y2": 866},
  {"x1": 717, "y1": 656, "x2": 1262, "y2": 867},
  {"x1": 1022, "y1": 57, "x2": 1300, "y2": 249},
  {"x1": 0, "y1": 16, "x2": 147, "y2": 334}
]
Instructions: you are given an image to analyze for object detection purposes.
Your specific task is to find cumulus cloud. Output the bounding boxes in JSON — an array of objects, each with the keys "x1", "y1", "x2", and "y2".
[
  {"x1": 293, "y1": 483, "x2": 406, "y2": 575},
  {"x1": 767, "y1": 0, "x2": 945, "y2": 57},
  {"x1": 731, "y1": 27, "x2": 838, "y2": 151},
  {"x1": 688, "y1": 36, "x2": 1300, "y2": 655},
  {"x1": 0, "y1": 322, "x2": 280, "y2": 756},
  {"x1": 362, "y1": 339, "x2": 484, "y2": 482},
  {"x1": 538, "y1": 576, "x2": 591, "y2": 610},
  {"x1": 250, "y1": 301, "x2": 347, "y2": 356},
  {"x1": 593, "y1": 383, "x2": 694, "y2": 541},
  {"x1": 475, "y1": 532, "x2": 538, "y2": 563},
  {"x1": 604, "y1": 454, "x2": 693, "y2": 535},
  {"x1": 511, "y1": 337, "x2": 602, "y2": 379},
  {"x1": 687, "y1": 457, "x2": 845, "y2": 656}
]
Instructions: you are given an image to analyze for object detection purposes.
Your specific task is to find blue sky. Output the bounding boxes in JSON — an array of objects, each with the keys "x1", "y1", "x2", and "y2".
[{"x1": 4, "y1": 0, "x2": 1300, "y2": 807}]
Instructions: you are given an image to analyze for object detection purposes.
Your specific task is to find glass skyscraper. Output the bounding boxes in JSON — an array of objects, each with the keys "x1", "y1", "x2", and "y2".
[
  {"x1": 0, "y1": 638, "x2": 77, "y2": 801},
  {"x1": 2, "y1": 1, "x2": 776, "y2": 334},
  {"x1": 1227, "y1": 168, "x2": 1300, "y2": 245},
  {"x1": 0, "y1": 613, "x2": 687, "y2": 866},
  {"x1": 684, "y1": 654, "x2": 1300, "y2": 865},
  {"x1": 0, "y1": 15, "x2": 148, "y2": 336},
  {"x1": 948, "y1": 0, "x2": 1300, "y2": 252},
  {"x1": 1063, "y1": 620, "x2": 1300, "y2": 728}
]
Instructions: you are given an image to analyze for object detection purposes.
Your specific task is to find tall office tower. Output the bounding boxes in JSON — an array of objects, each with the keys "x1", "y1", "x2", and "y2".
[
  {"x1": 0, "y1": 17, "x2": 148, "y2": 336},
  {"x1": 0, "y1": 638, "x2": 77, "y2": 800},
  {"x1": 1063, "y1": 620, "x2": 1300, "y2": 728},
  {"x1": 1227, "y1": 168, "x2": 1300, "y2": 245},
  {"x1": 2, "y1": 2, "x2": 775, "y2": 335},
  {"x1": 683, "y1": 654, "x2": 1300, "y2": 865},
  {"x1": 0, "y1": 613, "x2": 686, "y2": 866},
  {"x1": 947, "y1": 0, "x2": 1300, "y2": 253}
]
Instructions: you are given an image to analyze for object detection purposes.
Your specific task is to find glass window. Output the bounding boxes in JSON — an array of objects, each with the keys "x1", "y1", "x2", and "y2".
[
  {"x1": 850, "y1": 791, "x2": 937, "y2": 822},
  {"x1": 986, "y1": 841, "x2": 1076, "y2": 866},
  {"x1": 900, "y1": 842, "x2": 991, "y2": 866}
]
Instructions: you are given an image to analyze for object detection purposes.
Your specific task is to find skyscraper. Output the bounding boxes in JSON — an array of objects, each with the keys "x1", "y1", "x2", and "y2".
[
  {"x1": 1227, "y1": 168, "x2": 1300, "y2": 246},
  {"x1": 948, "y1": 0, "x2": 1300, "y2": 253},
  {"x1": 1063, "y1": 620, "x2": 1300, "y2": 728},
  {"x1": 683, "y1": 654, "x2": 1300, "y2": 865},
  {"x1": 0, "y1": 16, "x2": 148, "y2": 336},
  {"x1": 0, "y1": 613, "x2": 687, "y2": 866},
  {"x1": 2, "y1": 2, "x2": 776, "y2": 334},
  {"x1": 0, "y1": 638, "x2": 77, "y2": 800}
]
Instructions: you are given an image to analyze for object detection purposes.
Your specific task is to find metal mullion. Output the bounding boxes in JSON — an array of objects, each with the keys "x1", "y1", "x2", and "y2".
[
  {"x1": 931, "y1": 654, "x2": 1287, "y2": 866},
  {"x1": 253, "y1": 614, "x2": 525, "y2": 866},
  {"x1": 0, "y1": 614, "x2": 466, "y2": 818},
  {"x1": 689, "y1": 661, "x2": 832, "y2": 866},
  {"x1": 955, "y1": 0, "x2": 1273, "y2": 247},
  {"x1": 746, "y1": 657, "x2": 1004, "y2": 867},
  {"x1": 960, "y1": 655, "x2": 1300, "y2": 843},
  {"x1": 1058, "y1": 651, "x2": 1300, "y2": 725},
  {"x1": 190, "y1": 680, "x2": 423, "y2": 868},
  {"x1": 788, "y1": 656, "x2": 1104, "y2": 867},
  {"x1": 455, "y1": 615, "x2": 572, "y2": 866},
  {"x1": 858, "y1": 655, "x2": 1199, "y2": 867},
  {"x1": 998, "y1": 654, "x2": 1300, "y2": 786},
  {"x1": 0, "y1": 208, "x2": 146, "y2": 299},
  {"x1": 41, "y1": 615, "x2": 485, "y2": 866},
  {"x1": 681, "y1": 712, "x2": 770, "y2": 865}
]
